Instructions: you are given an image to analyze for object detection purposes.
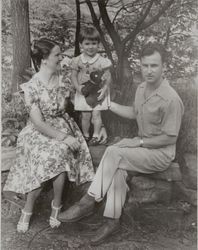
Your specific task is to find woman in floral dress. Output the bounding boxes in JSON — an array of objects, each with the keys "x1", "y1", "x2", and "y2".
[{"x1": 3, "y1": 38, "x2": 94, "y2": 233}]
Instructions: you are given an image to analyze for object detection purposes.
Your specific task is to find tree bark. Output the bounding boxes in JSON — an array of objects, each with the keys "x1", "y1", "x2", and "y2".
[
  {"x1": 11, "y1": 0, "x2": 31, "y2": 93},
  {"x1": 74, "y1": 0, "x2": 81, "y2": 56}
]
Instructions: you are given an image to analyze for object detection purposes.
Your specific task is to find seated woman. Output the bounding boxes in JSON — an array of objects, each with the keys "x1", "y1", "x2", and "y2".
[{"x1": 3, "y1": 38, "x2": 95, "y2": 233}]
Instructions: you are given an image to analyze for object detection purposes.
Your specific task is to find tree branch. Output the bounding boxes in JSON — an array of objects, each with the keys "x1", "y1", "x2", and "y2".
[
  {"x1": 124, "y1": 0, "x2": 175, "y2": 52},
  {"x1": 97, "y1": 0, "x2": 122, "y2": 51},
  {"x1": 112, "y1": 5, "x2": 126, "y2": 24},
  {"x1": 85, "y1": 0, "x2": 114, "y2": 62},
  {"x1": 164, "y1": 26, "x2": 171, "y2": 47},
  {"x1": 122, "y1": 0, "x2": 154, "y2": 46},
  {"x1": 74, "y1": 0, "x2": 81, "y2": 56},
  {"x1": 140, "y1": 0, "x2": 175, "y2": 30}
]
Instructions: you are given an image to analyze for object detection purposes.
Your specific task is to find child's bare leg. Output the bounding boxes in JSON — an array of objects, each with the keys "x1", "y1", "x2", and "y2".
[
  {"x1": 81, "y1": 111, "x2": 92, "y2": 138},
  {"x1": 92, "y1": 110, "x2": 102, "y2": 138}
]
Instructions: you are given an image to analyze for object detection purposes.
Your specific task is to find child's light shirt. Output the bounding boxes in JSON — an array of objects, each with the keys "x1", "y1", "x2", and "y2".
[{"x1": 71, "y1": 53, "x2": 112, "y2": 111}]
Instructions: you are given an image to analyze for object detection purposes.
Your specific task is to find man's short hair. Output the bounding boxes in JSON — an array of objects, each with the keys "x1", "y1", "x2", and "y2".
[{"x1": 140, "y1": 42, "x2": 166, "y2": 63}]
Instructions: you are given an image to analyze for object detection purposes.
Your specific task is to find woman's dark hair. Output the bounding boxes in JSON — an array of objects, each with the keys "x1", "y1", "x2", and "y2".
[
  {"x1": 79, "y1": 26, "x2": 100, "y2": 43},
  {"x1": 31, "y1": 38, "x2": 58, "y2": 71},
  {"x1": 140, "y1": 42, "x2": 167, "y2": 63}
]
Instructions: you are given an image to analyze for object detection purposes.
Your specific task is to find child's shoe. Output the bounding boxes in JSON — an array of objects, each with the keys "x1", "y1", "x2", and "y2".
[
  {"x1": 49, "y1": 200, "x2": 62, "y2": 228},
  {"x1": 17, "y1": 209, "x2": 32, "y2": 233},
  {"x1": 84, "y1": 136, "x2": 90, "y2": 143},
  {"x1": 88, "y1": 137, "x2": 100, "y2": 146}
]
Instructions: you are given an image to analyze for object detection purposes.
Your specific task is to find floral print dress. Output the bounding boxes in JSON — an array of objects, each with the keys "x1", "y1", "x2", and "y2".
[{"x1": 3, "y1": 73, "x2": 94, "y2": 194}]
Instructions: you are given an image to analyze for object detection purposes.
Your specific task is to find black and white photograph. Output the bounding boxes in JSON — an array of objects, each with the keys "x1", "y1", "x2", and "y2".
[{"x1": 1, "y1": 0, "x2": 197, "y2": 249}]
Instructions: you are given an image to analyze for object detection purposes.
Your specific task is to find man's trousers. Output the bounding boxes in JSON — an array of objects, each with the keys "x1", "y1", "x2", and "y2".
[{"x1": 88, "y1": 144, "x2": 172, "y2": 219}]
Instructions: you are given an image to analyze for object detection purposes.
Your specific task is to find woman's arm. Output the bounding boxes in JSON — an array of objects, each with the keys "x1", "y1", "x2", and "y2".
[
  {"x1": 29, "y1": 106, "x2": 67, "y2": 140},
  {"x1": 29, "y1": 107, "x2": 80, "y2": 151},
  {"x1": 71, "y1": 69, "x2": 82, "y2": 93},
  {"x1": 110, "y1": 101, "x2": 136, "y2": 120}
]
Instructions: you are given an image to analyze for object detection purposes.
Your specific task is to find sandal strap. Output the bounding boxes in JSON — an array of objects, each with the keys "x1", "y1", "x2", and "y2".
[
  {"x1": 51, "y1": 200, "x2": 62, "y2": 210},
  {"x1": 51, "y1": 200, "x2": 62, "y2": 219},
  {"x1": 22, "y1": 209, "x2": 33, "y2": 216},
  {"x1": 20, "y1": 209, "x2": 32, "y2": 223},
  {"x1": 17, "y1": 209, "x2": 32, "y2": 233},
  {"x1": 49, "y1": 216, "x2": 61, "y2": 228}
]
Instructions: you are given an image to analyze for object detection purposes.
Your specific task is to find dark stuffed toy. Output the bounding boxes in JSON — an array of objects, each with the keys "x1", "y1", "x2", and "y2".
[{"x1": 81, "y1": 70, "x2": 105, "y2": 108}]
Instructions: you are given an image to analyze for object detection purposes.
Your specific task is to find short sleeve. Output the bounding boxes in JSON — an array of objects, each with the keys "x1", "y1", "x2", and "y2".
[
  {"x1": 101, "y1": 57, "x2": 112, "y2": 70},
  {"x1": 161, "y1": 97, "x2": 184, "y2": 136},
  {"x1": 70, "y1": 56, "x2": 80, "y2": 71},
  {"x1": 20, "y1": 81, "x2": 40, "y2": 113}
]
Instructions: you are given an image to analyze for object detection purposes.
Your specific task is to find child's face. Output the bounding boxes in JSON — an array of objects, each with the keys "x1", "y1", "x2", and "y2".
[{"x1": 80, "y1": 39, "x2": 99, "y2": 57}]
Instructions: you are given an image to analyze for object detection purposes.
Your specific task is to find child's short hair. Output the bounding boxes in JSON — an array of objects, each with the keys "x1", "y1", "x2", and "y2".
[
  {"x1": 140, "y1": 42, "x2": 166, "y2": 63},
  {"x1": 79, "y1": 26, "x2": 100, "y2": 43}
]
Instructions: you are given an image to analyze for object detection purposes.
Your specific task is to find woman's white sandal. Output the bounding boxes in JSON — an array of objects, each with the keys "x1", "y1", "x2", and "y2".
[
  {"x1": 17, "y1": 209, "x2": 32, "y2": 233},
  {"x1": 49, "y1": 200, "x2": 62, "y2": 228}
]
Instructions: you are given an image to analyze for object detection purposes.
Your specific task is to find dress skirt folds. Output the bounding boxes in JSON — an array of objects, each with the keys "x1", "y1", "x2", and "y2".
[{"x1": 3, "y1": 74, "x2": 94, "y2": 194}]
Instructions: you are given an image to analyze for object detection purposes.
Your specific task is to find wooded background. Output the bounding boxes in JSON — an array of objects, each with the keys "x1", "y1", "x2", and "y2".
[{"x1": 2, "y1": 0, "x2": 197, "y2": 157}]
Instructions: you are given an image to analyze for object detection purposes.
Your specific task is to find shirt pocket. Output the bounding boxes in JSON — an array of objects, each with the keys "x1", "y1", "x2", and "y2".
[{"x1": 145, "y1": 105, "x2": 162, "y2": 125}]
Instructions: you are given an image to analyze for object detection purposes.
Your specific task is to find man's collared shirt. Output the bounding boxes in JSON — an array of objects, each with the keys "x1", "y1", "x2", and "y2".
[{"x1": 134, "y1": 79, "x2": 184, "y2": 158}]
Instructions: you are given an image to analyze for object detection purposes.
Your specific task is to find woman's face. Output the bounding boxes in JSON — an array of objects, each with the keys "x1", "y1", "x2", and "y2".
[{"x1": 44, "y1": 45, "x2": 62, "y2": 72}]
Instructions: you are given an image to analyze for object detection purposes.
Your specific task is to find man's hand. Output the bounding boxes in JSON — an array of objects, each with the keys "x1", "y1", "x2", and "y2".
[
  {"x1": 97, "y1": 85, "x2": 107, "y2": 101},
  {"x1": 65, "y1": 136, "x2": 80, "y2": 151},
  {"x1": 77, "y1": 85, "x2": 84, "y2": 94},
  {"x1": 114, "y1": 137, "x2": 140, "y2": 148}
]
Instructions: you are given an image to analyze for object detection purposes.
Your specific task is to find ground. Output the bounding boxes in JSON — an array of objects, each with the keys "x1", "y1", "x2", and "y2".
[{"x1": 1, "y1": 173, "x2": 197, "y2": 250}]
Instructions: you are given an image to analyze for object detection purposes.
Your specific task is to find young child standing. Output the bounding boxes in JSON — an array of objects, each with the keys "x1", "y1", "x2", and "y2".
[{"x1": 71, "y1": 26, "x2": 112, "y2": 146}]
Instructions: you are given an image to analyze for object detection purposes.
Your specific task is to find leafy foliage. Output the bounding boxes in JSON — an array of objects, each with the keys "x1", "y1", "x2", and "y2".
[
  {"x1": 87, "y1": 0, "x2": 198, "y2": 79},
  {"x1": 127, "y1": 0, "x2": 198, "y2": 79},
  {"x1": 1, "y1": 0, "x2": 197, "y2": 152},
  {"x1": 29, "y1": 0, "x2": 76, "y2": 48},
  {"x1": 2, "y1": 91, "x2": 28, "y2": 147}
]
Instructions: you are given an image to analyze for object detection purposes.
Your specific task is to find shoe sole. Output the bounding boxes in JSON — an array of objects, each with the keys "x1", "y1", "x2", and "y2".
[
  {"x1": 90, "y1": 227, "x2": 120, "y2": 246},
  {"x1": 59, "y1": 210, "x2": 94, "y2": 223}
]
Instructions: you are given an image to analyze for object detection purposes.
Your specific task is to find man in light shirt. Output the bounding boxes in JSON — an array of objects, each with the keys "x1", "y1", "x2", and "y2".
[{"x1": 58, "y1": 42, "x2": 184, "y2": 245}]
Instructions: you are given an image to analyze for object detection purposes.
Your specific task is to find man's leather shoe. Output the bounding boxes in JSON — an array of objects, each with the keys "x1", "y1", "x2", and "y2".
[
  {"x1": 58, "y1": 201, "x2": 94, "y2": 223},
  {"x1": 91, "y1": 219, "x2": 120, "y2": 246}
]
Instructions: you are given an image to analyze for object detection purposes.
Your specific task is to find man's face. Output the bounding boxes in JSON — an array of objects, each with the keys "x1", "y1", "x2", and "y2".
[{"x1": 140, "y1": 51, "x2": 164, "y2": 85}]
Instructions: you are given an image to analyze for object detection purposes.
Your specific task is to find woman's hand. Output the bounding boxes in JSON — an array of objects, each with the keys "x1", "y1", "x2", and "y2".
[
  {"x1": 97, "y1": 85, "x2": 107, "y2": 101},
  {"x1": 64, "y1": 135, "x2": 80, "y2": 151},
  {"x1": 56, "y1": 132, "x2": 68, "y2": 141}
]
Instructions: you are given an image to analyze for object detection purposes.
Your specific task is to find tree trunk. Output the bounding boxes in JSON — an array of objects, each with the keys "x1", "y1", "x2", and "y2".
[
  {"x1": 11, "y1": 0, "x2": 31, "y2": 93},
  {"x1": 103, "y1": 53, "x2": 138, "y2": 137},
  {"x1": 117, "y1": 52, "x2": 135, "y2": 103},
  {"x1": 74, "y1": 0, "x2": 81, "y2": 56}
]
